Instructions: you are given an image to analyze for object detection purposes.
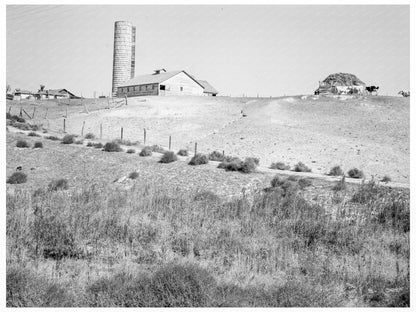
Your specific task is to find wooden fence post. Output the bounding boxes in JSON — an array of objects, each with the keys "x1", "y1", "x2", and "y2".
[
  {"x1": 194, "y1": 142, "x2": 197, "y2": 155},
  {"x1": 169, "y1": 135, "x2": 171, "y2": 150},
  {"x1": 81, "y1": 121, "x2": 85, "y2": 137},
  {"x1": 121, "y1": 127, "x2": 123, "y2": 140},
  {"x1": 63, "y1": 118, "x2": 66, "y2": 133},
  {"x1": 100, "y1": 123, "x2": 102, "y2": 139},
  {"x1": 19, "y1": 107, "x2": 22, "y2": 118},
  {"x1": 144, "y1": 128, "x2": 146, "y2": 145},
  {"x1": 8, "y1": 106, "x2": 11, "y2": 114},
  {"x1": 32, "y1": 107, "x2": 36, "y2": 119},
  {"x1": 124, "y1": 95, "x2": 127, "y2": 105}
]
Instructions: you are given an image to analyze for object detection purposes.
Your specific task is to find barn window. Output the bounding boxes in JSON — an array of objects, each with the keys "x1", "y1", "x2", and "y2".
[
  {"x1": 180, "y1": 87, "x2": 183, "y2": 91},
  {"x1": 160, "y1": 85, "x2": 166, "y2": 90}
]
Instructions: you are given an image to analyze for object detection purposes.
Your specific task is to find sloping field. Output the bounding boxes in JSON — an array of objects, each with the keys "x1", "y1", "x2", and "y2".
[{"x1": 7, "y1": 94, "x2": 409, "y2": 183}]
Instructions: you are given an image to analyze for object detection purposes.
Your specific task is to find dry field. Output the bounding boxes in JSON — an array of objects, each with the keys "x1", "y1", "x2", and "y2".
[
  {"x1": 5, "y1": 95, "x2": 410, "y2": 307},
  {"x1": 7, "y1": 94, "x2": 409, "y2": 184}
]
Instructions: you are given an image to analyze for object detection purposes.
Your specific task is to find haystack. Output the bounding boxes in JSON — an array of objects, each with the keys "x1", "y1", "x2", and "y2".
[{"x1": 322, "y1": 73, "x2": 366, "y2": 86}]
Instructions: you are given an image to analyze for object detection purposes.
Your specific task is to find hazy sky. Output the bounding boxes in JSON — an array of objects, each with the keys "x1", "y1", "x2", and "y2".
[{"x1": 6, "y1": 5, "x2": 410, "y2": 97}]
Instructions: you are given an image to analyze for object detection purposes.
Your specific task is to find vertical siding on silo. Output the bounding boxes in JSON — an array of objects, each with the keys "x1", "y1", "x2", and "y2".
[{"x1": 112, "y1": 21, "x2": 134, "y2": 97}]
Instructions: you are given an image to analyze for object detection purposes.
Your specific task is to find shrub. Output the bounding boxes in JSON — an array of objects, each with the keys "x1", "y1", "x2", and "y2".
[
  {"x1": 348, "y1": 168, "x2": 364, "y2": 179},
  {"x1": 293, "y1": 162, "x2": 311, "y2": 172},
  {"x1": 27, "y1": 131, "x2": 40, "y2": 137},
  {"x1": 75, "y1": 140, "x2": 83, "y2": 145},
  {"x1": 48, "y1": 178, "x2": 69, "y2": 191},
  {"x1": 177, "y1": 149, "x2": 189, "y2": 156},
  {"x1": 7, "y1": 172, "x2": 27, "y2": 184},
  {"x1": 45, "y1": 135, "x2": 59, "y2": 141},
  {"x1": 298, "y1": 178, "x2": 312, "y2": 188},
  {"x1": 7, "y1": 266, "x2": 75, "y2": 307},
  {"x1": 208, "y1": 150, "x2": 225, "y2": 161},
  {"x1": 61, "y1": 134, "x2": 76, "y2": 144},
  {"x1": 160, "y1": 151, "x2": 177, "y2": 163},
  {"x1": 103, "y1": 142, "x2": 122, "y2": 152},
  {"x1": 245, "y1": 157, "x2": 260, "y2": 166},
  {"x1": 270, "y1": 162, "x2": 290, "y2": 170},
  {"x1": 6, "y1": 113, "x2": 25, "y2": 123},
  {"x1": 240, "y1": 158, "x2": 258, "y2": 173},
  {"x1": 139, "y1": 146, "x2": 153, "y2": 157},
  {"x1": 150, "y1": 263, "x2": 216, "y2": 307},
  {"x1": 270, "y1": 175, "x2": 283, "y2": 188},
  {"x1": 150, "y1": 145, "x2": 165, "y2": 153},
  {"x1": 129, "y1": 171, "x2": 139, "y2": 179},
  {"x1": 328, "y1": 165, "x2": 344, "y2": 176},
  {"x1": 93, "y1": 142, "x2": 103, "y2": 149},
  {"x1": 381, "y1": 175, "x2": 391, "y2": 183},
  {"x1": 84, "y1": 133, "x2": 95, "y2": 139},
  {"x1": 126, "y1": 148, "x2": 135, "y2": 154},
  {"x1": 86, "y1": 142, "x2": 93, "y2": 147},
  {"x1": 16, "y1": 140, "x2": 29, "y2": 148},
  {"x1": 33, "y1": 141, "x2": 43, "y2": 148},
  {"x1": 218, "y1": 157, "x2": 243, "y2": 171},
  {"x1": 189, "y1": 153, "x2": 209, "y2": 166}
]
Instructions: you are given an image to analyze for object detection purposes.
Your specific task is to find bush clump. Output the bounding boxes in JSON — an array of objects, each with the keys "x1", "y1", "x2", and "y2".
[
  {"x1": 93, "y1": 142, "x2": 103, "y2": 149},
  {"x1": 103, "y1": 142, "x2": 122, "y2": 152},
  {"x1": 177, "y1": 149, "x2": 189, "y2": 156},
  {"x1": 27, "y1": 132, "x2": 40, "y2": 137},
  {"x1": 189, "y1": 153, "x2": 209, "y2": 166},
  {"x1": 16, "y1": 140, "x2": 30, "y2": 148},
  {"x1": 208, "y1": 150, "x2": 226, "y2": 161},
  {"x1": 159, "y1": 151, "x2": 177, "y2": 163},
  {"x1": 33, "y1": 141, "x2": 43, "y2": 148},
  {"x1": 348, "y1": 168, "x2": 364, "y2": 179},
  {"x1": 218, "y1": 157, "x2": 243, "y2": 171},
  {"x1": 139, "y1": 146, "x2": 153, "y2": 157},
  {"x1": 128, "y1": 171, "x2": 139, "y2": 179},
  {"x1": 6, "y1": 113, "x2": 25, "y2": 123},
  {"x1": 45, "y1": 135, "x2": 59, "y2": 141},
  {"x1": 61, "y1": 134, "x2": 76, "y2": 144},
  {"x1": 293, "y1": 162, "x2": 312, "y2": 172},
  {"x1": 298, "y1": 178, "x2": 313, "y2": 189},
  {"x1": 48, "y1": 178, "x2": 69, "y2": 191},
  {"x1": 240, "y1": 157, "x2": 258, "y2": 173},
  {"x1": 84, "y1": 133, "x2": 95, "y2": 139},
  {"x1": 75, "y1": 140, "x2": 83, "y2": 145},
  {"x1": 150, "y1": 145, "x2": 166, "y2": 153},
  {"x1": 126, "y1": 148, "x2": 135, "y2": 154},
  {"x1": 7, "y1": 172, "x2": 27, "y2": 184},
  {"x1": 381, "y1": 175, "x2": 391, "y2": 183},
  {"x1": 86, "y1": 263, "x2": 216, "y2": 307},
  {"x1": 328, "y1": 166, "x2": 344, "y2": 176},
  {"x1": 270, "y1": 162, "x2": 291, "y2": 170},
  {"x1": 218, "y1": 157, "x2": 257, "y2": 173}
]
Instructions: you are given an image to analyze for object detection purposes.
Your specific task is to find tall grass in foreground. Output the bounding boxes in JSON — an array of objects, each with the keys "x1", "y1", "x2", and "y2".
[{"x1": 6, "y1": 180, "x2": 409, "y2": 307}]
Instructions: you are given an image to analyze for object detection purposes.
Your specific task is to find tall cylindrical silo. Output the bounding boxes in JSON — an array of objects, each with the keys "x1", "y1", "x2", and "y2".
[{"x1": 112, "y1": 21, "x2": 136, "y2": 97}]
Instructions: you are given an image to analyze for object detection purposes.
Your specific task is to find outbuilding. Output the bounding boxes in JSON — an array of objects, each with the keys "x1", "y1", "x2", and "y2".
[{"x1": 117, "y1": 69, "x2": 217, "y2": 97}]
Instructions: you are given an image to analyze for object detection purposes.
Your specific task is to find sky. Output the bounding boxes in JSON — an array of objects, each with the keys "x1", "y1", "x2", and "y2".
[{"x1": 6, "y1": 5, "x2": 410, "y2": 97}]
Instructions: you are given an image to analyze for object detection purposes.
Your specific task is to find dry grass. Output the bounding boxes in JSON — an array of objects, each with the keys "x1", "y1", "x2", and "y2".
[{"x1": 6, "y1": 178, "x2": 409, "y2": 307}]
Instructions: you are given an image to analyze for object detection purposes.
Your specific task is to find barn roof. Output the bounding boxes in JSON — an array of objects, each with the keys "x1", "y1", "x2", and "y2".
[
  {"x1": 197, "y1": 80, "x2": 218, "y2": 94},
  {"x1": 118, "y1": 70, "x2": 204, "y2": 88}
]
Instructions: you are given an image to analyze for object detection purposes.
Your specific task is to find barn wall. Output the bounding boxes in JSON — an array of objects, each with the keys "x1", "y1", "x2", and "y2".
[
  {"x1": 162, "y1": 72, "x2": 204, "y2": 96},
  {"x1": 117, "y1": 83, "x2": 159, "y2": 97}
]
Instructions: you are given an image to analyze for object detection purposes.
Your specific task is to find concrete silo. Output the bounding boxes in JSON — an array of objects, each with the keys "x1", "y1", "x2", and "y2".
[{"x1": 112, "y1": 21, "x2": 136, "y2": 97}]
